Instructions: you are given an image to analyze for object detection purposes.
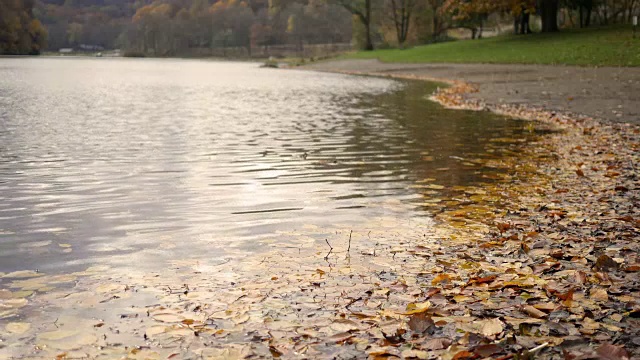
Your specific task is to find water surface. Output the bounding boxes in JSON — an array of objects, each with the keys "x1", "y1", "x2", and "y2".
[{"x1": 0, "y1": 58, "x2": 537, "y2": 275}]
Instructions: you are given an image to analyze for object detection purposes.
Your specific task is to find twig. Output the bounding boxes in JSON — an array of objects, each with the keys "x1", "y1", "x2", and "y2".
[
  {"x1": 324, "y1": 239, "x2": 333, "y2": 260},
  {"x1": 53, "y1": 317, "x2": 59, "y2": 328},
  {"x1": 345, "y1": 296, "x2": 362, "y2": 310},
  {"x1": 528, "y1": 342, "x2": 549, "y2": 353}
]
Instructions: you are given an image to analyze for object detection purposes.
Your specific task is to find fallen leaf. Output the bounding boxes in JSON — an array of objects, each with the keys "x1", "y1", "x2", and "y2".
[
  {"x1": 522, "y1": 305, "x2": 547, "y2": 319},
  {"x1": 596, "y1": 344, "x2": 630, "y2": 360},
  {"x1": 401, "y1": 349, "x2": 429, "y2": 359},
  {"x1": 423, "y1": 338, "x2": 452, "y2": 350},
  {"x1": 407, "y1": 312, "x2": 434, "y2": 334},
  {"x1": 481, "y1": 318, "x2": 504, "y2": 337}
]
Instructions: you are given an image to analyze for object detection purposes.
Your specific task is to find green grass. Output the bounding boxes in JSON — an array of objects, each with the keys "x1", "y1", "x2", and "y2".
[{"x1": 345, "y1": 26, "x2": 640, "y2": 66}]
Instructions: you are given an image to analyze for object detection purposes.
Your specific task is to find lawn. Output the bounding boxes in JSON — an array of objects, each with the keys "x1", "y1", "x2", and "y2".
[{"x1": 345, "y1": 26, "x2": 640, "y2": 66}]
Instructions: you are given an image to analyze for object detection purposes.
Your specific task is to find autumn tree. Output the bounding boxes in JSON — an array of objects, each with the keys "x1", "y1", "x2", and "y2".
[{"x1": 0, "y1": 0, "x2": 47, "y2": 54}]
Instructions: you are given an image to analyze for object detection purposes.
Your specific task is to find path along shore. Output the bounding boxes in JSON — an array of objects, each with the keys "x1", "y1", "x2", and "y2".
[{"x1": 300, "y1": 59, "x2": 640, "y2": 124}]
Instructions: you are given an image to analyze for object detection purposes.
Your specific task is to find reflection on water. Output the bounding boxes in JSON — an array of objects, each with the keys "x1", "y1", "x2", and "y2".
[{"x1": 0, "y1": 58, "x2": 537, "y2": 274}]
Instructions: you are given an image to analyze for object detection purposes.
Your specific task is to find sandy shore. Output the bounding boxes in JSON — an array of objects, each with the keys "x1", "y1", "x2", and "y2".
[{"x1": 300, "y1": 59, "x2": 640, "y2": 124}]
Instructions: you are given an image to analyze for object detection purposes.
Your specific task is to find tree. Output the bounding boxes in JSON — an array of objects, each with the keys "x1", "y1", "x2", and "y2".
[
  {"x1": 334, "y1": 0, "x2": 374, "y2": 50},
  {"x1": 428, "y1": 0, "x2": 447, "y2": 40},
  {"x1": 387, "y1": 0, "x2": 417, "y2": 45},
  {"x1": 0, "y1": 0, "x2": 47, "y2": 54},
  {"x1": 539, "y1": 0, "x2": 560, "y2": 32}
]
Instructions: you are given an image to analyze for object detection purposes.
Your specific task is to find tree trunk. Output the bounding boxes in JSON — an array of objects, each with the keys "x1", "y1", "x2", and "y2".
[
  {"x1": 363, "y1": 21, "x2": 373, "y2": 50},
  {"x1": 540, "y1": 0, "x2": 559, "y2": 32},
  {"x1": 520, "y1": 12, "x2": 531, "y2": 34},
  {"x1": 585, "y1": 5, "x2": 592, "y2": 27},
  {"x1": 364, "y1": 0, "x2": 374, "y2": 50}
]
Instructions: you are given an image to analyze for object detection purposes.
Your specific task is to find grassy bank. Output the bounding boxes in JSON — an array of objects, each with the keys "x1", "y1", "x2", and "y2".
[{"x1": 346, "y1": 26, "x2": 640, "y2": 66}]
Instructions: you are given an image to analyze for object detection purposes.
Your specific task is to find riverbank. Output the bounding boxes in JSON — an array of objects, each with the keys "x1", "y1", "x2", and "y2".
[{"x1": 301, "y1": 59, "x2": 640, "y2": 125}]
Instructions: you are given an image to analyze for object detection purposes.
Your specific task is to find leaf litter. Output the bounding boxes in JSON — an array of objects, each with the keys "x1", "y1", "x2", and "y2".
[{"x1": 0, "y1": 81, "x2": 639, "y2": 359}]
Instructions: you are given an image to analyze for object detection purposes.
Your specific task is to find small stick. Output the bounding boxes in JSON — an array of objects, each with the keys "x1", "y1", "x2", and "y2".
[
  {"x1": 345, "y1": 296, "x2": 362, "y2": 310},
  {"x1": 324, "y1": 239, "x2": 333, "y2": 260},
  {"x1": 347, "y1": 230, "x2": 352, "y2": 253},
  {"x1": 528, "y1": 342, "x2": 549, "y2": 353}
]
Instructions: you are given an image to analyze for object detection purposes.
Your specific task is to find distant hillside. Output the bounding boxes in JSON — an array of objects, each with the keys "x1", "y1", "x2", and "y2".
[
  {"x1": 34, "y1": 0, "x2": 353, "y2": 56},
  {"x1": 35, "y1": 0, "x2": 145, "y2": 50}
]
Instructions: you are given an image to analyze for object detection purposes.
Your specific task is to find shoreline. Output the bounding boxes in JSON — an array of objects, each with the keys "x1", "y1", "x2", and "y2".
[
  {"x1": 1, "y1": 63, "x2": 638, "y2": 359},
  {"x1": 299, "y1": 59, "x2": 640, "y2": 125}
]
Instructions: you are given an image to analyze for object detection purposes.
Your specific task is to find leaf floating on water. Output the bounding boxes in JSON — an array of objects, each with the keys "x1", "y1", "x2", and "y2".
[
  {"x1": 232, "y1": 313, "x2": 250, "y2": 325},
  {"x1": 12, "y1": 290, "x2": 34, "y2": 298},
  {"x1": 3, "y1": 298, "x2": 28, "y2": 308},
  {"x1": 21, "y1": 240, "x2": 52, "y2": 248},
  {"x1": 6, "y1": 322, "x2": 31, "y2": 334},
  {"x1": 0, "y1": 289, "x2": 12, "y2": 299},
  {"x1": 145, "y1": 325, "x2": 168, "y2": 337},
  {"x1": 2, "y1": 270, "x2": 42, "y2": 279}
]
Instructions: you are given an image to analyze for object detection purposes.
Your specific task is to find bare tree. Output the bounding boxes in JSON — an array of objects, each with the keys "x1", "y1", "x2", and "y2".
[
  {"x1": 335, "y1": 0, "x2": 374, "y2": 50},
  {"x1": 387, "y1": 0, "x2": 417, "y2": 45}
]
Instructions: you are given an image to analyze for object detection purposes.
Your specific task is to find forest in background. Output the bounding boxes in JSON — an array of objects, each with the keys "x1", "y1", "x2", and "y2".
[{"x1": 0, "y1": 0, "x2": 638, "y2": 56}]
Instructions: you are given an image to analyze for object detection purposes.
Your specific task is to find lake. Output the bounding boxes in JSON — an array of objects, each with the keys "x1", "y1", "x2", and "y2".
[{"x1": 0, "y1": 57, "x2": 536, "y2": 275}]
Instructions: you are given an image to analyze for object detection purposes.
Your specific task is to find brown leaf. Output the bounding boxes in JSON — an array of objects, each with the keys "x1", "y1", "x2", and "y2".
[
  {"x1": 452, "y1": 350, "x2": 475, "y2": 360},
  {"x1": 522, "y1": 305, "x2": 547, "y2": 319},
  {"x1": 594, "y1": 255, "x2": 618, "y2": 271},
  {"x1": 596, "y1": 344, "x2": 630, "y2": 360},
  {"x1": 496, "y1": 222, "x2": 511, "y2": 233},
  {"x1": 408, "y1": 312, "x2": 434, "y2": 334},
  {"x1": 401, "y1": 349, "x2": 429, "y2": 359},
  {"x1": 327, "y1": 332, "x2": 355, "y2": 344},
  {"x1": 481, "y1": 318, "x2": 504, "y2": 337},
  {"x1": 473, "y1": 344, "x2": 502, "y2": 357},
  {"x1": 589, "y1": 288, "x2": 608, "y2": 302},
  {"x1": 432, "y1": 274, "x2": 452, "y2": 286},
  {"x1": 423, "y1": 338, "x2": 452, "y2": 351},
  {"x1": 467, "y1": 275, "x2": 497, "y2": 286},
  {"x1": 575, "y1": 169, "x2": 585, "y2": 177}
]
